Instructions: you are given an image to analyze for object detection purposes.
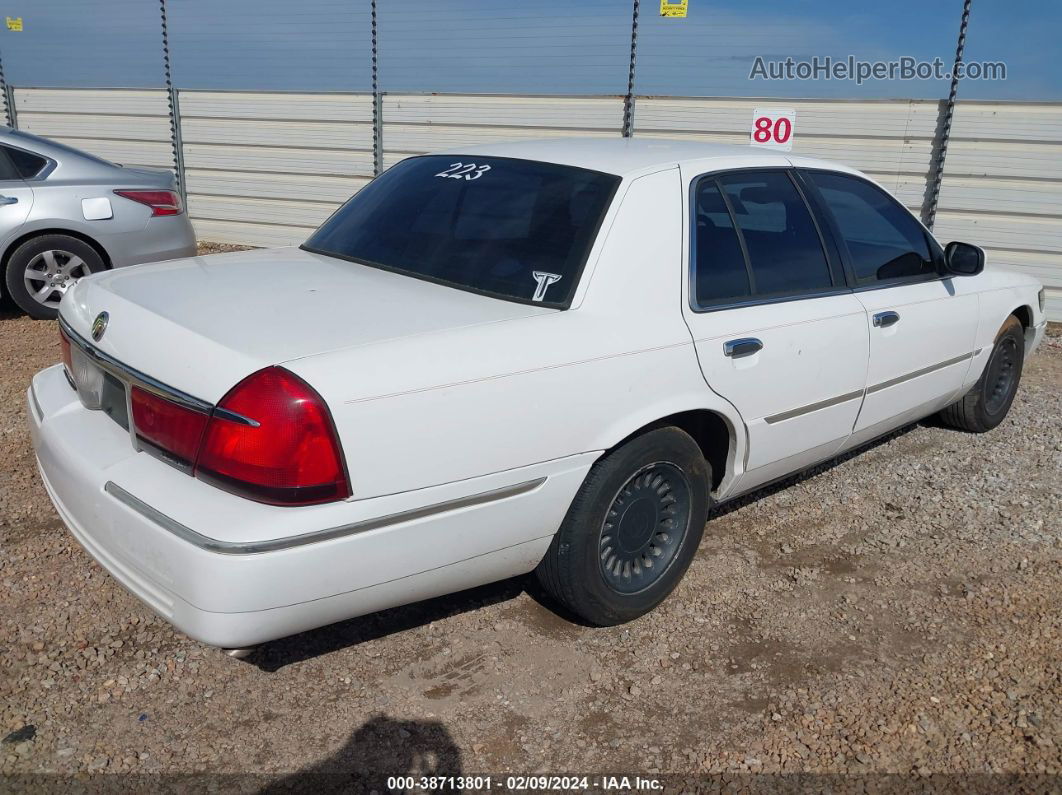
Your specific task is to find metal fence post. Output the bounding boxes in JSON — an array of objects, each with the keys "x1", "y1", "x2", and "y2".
[
  {"x1": 170, "y1": 86, "x2": 187, "y2": 201},
  {"x1": 622, "y1": 0, "x2": 640, "y2": 137},
  {"x1": 3, "y1": 84, "x2": 15, "y2": 130},
  {"x1": 924, "y1": 0, "x2": 973, "y2": 230},
  {"x1": 159, "y1": 0, "x2": 186, "y2": 198},
  {"x1": 0, "y1": 47, "x2": 13, "y2": 128},
  {"x1": 371, "y1": 0, "x2": 383, "y2": 176}
]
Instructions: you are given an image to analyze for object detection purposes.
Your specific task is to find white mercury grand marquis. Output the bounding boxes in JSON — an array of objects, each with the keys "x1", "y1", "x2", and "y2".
[{"x1": 29, "y1": 139, "x2": 1048, "y2": 653}]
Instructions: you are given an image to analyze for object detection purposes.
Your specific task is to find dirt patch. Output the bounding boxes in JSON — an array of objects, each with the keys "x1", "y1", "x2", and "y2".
[{"x1": 196, "y1": 241, "x2": 254, "y2": 256}]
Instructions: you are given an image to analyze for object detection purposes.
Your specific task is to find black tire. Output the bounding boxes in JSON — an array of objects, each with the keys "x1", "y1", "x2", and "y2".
[
  {"x1": 536, "y1": 427, "x2": 710, "y2": 626},
  {"x1": 937, "y1": 315, "x2": 1025, "y2": 433},
  {"x1": 4, "y1": 234, "x2": 106, "y2": 320}
]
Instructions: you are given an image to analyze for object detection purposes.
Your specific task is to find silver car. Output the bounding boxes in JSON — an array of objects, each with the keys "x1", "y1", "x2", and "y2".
[{"x1": 0, "y1": 127, "x2": 196, "y2": 319}]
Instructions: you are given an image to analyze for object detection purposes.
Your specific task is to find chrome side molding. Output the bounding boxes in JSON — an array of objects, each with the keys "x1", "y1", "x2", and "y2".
[
  {"x1": 104, "y1": 477, "x2": 547, "y2": 555},
  {"x1": 762, "y1": 348, "x2": 982, "y2": 424},
  {"x1": 866, "y1": 350, "x2": 979, "y2": 395},
  {"x1": 764, "y1": 389, "x2": 864, "y2": 425}
]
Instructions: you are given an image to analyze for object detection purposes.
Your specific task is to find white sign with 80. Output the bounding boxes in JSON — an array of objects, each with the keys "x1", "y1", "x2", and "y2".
[{"x1": 750, "y1": 107, "x2": 796, "y2": 152}]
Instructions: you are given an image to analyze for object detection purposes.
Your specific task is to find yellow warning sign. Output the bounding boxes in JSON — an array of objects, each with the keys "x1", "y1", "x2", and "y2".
[
  {"x1": 660, "y1": 0, "x2": 688, "y2": 18},
  {"x1": 6, "y1": 17, "x2": 23, "y2": 32}
]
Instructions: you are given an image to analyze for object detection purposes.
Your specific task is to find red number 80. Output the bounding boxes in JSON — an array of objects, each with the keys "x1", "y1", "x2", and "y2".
[{"x1": 753, "y1": 116, "x2": 792, "y2": 144}]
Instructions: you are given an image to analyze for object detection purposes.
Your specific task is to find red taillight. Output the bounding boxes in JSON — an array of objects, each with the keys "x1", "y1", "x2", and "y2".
[
  {"x1": 130, "y1": 386, "x2": 209, "y2": 466},
  {"x1": 126, "y1": 367, "x2": 349, "y2": 506},
  {"x1": 194, "y1": 367, "x2": 350, "y2": 506},
  {"x1": 113, "y1": 189, "x2": 183, "y2": 217},
  {"x1": 59, "y1": 326, "x2": 72, "y2": 373}
]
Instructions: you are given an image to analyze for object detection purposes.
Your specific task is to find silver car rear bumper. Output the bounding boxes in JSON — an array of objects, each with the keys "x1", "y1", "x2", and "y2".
[{"x1": 101, "y1": 213, "x2": 197, "y2": 269}]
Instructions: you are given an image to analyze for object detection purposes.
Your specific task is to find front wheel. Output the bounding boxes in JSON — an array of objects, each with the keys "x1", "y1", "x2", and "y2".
[
  {"x1": 535, "y1": 427, "x2": 710, "y2": 626},
  {"x1": 937, "y1": 315, "x2": 1025, "y2": 433},
  {"x1": 4, "y1": 234, "x2": 106, "y2": 320}
]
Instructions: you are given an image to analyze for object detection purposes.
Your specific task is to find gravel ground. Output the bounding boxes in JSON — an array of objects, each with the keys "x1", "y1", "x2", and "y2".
[
  {"x1": 0, "y1": 251, "x2": 1059, "y2": 787},
  {"x1": 195, "y1": 242, "x2": 253, "y2": 256}
]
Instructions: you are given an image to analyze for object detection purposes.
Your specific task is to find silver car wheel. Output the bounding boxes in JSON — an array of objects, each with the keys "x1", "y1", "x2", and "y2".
[{"x1": 23, "y1": 249, "x2": 89, "y2": 307}]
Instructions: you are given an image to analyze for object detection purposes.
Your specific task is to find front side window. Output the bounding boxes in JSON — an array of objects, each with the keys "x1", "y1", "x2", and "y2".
[
  {"x1": 304, "y1": 155, "x2": 619, "y2": 308},
  {"x1": 692, "y1": 170, "x2": 833, "y2": 307},
  {"x1": 808, "y1": 171, "x2": 936, "y2": 285}
]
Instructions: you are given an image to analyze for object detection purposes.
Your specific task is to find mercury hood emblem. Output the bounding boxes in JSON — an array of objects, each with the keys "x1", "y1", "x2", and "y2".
[{"x1": 91, "y1": 311, "x2": 109, "y2": 341}]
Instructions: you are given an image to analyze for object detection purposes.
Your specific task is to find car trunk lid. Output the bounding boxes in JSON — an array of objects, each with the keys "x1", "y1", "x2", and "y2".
[{"x1": 60, "y1": 246, "x2": 553, "y2": 404}]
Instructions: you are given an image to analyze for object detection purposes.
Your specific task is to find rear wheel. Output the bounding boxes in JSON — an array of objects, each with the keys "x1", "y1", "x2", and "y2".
[
  {"x1": 4, "y1": 234, "x2": 106, "y2": 320},
  {"x1": 937, "y1": 315, "x2": 1025, "y2": 433},
  {"x1": 536, "y1": 427, "x2": 710, "y2": 626}
]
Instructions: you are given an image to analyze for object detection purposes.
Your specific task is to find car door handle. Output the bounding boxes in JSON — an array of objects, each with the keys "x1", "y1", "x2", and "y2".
[
  {"x1": 0, "y1": 195, "x2": 18, "y2": 206},
  {"x1": 723, "y1": 337, "x2": 763, "y2": 358},
  {"x1": 873, "y1": 311, "x2": 900, "y2": 328}
]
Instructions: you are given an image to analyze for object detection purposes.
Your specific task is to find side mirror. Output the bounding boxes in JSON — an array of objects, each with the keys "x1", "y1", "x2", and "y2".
[{"x1": 944, "y1": 241, "x2": 985, "y2": 276}]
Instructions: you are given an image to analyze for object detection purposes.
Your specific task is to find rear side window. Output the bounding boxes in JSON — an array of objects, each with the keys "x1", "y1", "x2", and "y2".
[
  {"x1": 692, "y1": 182, "x2": 751, "y2": 302},
  {"x1": 808, "y1": 171, "x2": 936, "y2": 285},
  {"x1": 692, "y1": 170, "x2": 833, "y2": 307},
  {"x1": 4, "y1": 146, "x2": 49, "y2": 179},
  {"x1": 0, "y1": 148, "x2": 19, "y2": 181},
  {"x1": 304, "y1": 155, "x2": 619, "y2": 308}
]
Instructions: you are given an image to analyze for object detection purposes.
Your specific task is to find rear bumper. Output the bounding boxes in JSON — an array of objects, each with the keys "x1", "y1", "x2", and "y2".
[
  {"x1": 101, "y1": 213, "x2": 197, "y2": 269},
  {"x1": 29, "y1": 365, "x2": 590, "y2": 648}
]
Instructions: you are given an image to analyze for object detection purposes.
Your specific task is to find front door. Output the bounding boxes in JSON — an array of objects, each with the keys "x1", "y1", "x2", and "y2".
[
  {"x1": 799, "y1": 170, "x2": 979, "y2": 447},
  {"x1": 681, "y1": 167, "x2": 869, "y2": 494},
  {"x1": 853, "y1": 280, "x2": 978, "y2": 441}
]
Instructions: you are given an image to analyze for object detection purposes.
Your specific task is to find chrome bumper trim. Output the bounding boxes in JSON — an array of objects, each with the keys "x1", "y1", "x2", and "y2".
[
  {"x1": 29, "y1": 384, "x2": 44, "y2": 423},
  {"x1": 104, "y1": 477, "x2": 547, "y2": 555},
  {"x1": 59, "y1": 314, "x2": 214, "y2": 415}
]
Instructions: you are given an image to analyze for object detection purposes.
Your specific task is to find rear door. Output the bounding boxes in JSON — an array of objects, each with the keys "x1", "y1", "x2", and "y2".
[
  {"x1": 801, "y1": 170, "x2": 979, "y2": 446},
  {"x1": 681, "y1": 167, "x2": 870, "y2": 493},
  {"x1": 0, "y1": 146, "x2": 34, "y2": 253}
]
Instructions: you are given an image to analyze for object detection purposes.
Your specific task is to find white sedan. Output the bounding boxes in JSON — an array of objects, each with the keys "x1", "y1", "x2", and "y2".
[{"x1": 29, "y1": 139, "x2": 1048, "y2": 653}]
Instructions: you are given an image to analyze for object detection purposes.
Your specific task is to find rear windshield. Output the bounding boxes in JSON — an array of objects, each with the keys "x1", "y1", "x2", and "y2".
[{"x1": 303, "y1": 155, "x2": 620, "y2": 308}]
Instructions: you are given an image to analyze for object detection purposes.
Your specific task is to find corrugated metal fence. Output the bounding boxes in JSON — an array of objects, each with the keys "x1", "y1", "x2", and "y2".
[
  {"x1": 933, "y1": 103, "x2": 1062, "y2": 319},
  {"x1": 14, "y1": 88, "x2": 173, "y2": 170},
  {"x1": 7, "y1": 87, "x2": 1062, "y2": 319},
  {"x1": 180, "y1": 91, "x2": 374, "y2": 247},
  {"x1": 632, "y1": 97, "x2": 939, "y2": 213}
]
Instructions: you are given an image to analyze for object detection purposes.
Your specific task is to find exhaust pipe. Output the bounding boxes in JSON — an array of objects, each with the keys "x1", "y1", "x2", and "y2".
[{"x1": 222, "y1": 646, "x2": 257, "y2": 660}]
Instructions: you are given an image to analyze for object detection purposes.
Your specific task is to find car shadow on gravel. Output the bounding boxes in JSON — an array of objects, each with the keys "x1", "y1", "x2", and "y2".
[
  {"x1": 259, "y1": 714, "x2": 461, "y2": 793},
  {"x1": 247, "y1": 579, "x2": 528, "y2": 672},
  {"x1": 708, "y1": 422, "x2": 918, "y2": 520}
]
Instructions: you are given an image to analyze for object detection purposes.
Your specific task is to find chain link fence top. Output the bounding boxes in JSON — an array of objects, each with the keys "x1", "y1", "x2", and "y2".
[
  {"x1": 377, "y1": 0, "x2": 632, "y2": 95},
  {"x1": 636, "y1": 0, "x2": 959, "y2": 99},
  {"x1": 1, "y1": 0, "x2": 165, "y2": 87},
  {"x1": 2, "y1": 0, "x2": 1057, "y2": 101},
  {"x1": 167, "y1": 0, "x2": 372, "y2": 91},
  {"x1": 959, "y1": 0, "x2": 1055, "y2": 100}
]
